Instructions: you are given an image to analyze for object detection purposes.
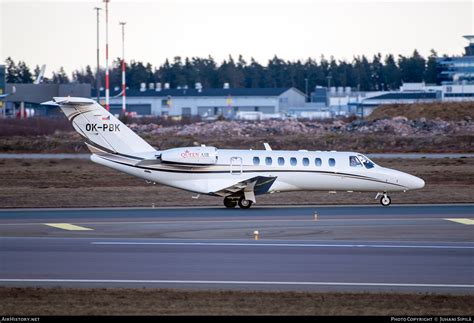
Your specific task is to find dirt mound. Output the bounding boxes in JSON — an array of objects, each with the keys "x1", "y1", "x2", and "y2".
[{"x1": 367, "y1": 102, "x2": 474, "y2": 121}]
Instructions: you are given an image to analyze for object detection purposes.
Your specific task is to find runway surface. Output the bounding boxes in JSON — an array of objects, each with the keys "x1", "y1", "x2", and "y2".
[{"x1": 0, "y1": 205, "x2": 473, "y2": 293}]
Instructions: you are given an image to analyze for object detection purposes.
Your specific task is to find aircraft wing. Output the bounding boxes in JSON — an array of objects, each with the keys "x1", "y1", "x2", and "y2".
[{"x1": 211, "y1": 176, "x2": 277, "y2": 202}]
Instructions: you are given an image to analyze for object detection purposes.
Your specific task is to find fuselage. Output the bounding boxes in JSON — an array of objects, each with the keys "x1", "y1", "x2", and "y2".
[{"x1": 91, "y1": 148, "x2": 425, "y2": 195}]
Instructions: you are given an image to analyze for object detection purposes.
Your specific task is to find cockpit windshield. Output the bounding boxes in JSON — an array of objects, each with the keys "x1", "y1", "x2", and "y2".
[
  {"x1": 349, "y1": 156, "x2": 363, "y2": 167},
  {"x1": 358, "y1": 155, "x2": 376, "y2": 169}
]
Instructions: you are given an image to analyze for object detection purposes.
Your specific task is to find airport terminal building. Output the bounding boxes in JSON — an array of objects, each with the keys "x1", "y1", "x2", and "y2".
[{"x1": 437, "y1": 35, "x2": 474, "y2": 84}]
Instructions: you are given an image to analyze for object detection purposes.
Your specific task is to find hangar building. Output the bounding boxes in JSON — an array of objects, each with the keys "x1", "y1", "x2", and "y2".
[{"x1": 104, "y1": 86, "x2": 306, "y2": 118}]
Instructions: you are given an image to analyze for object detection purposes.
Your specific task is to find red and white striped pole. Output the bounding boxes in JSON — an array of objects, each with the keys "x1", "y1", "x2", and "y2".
[
  {"x1": 104, "y1": 0, "x2": 110, "y2": 111},
  {"x1": 119, "y1": 21, "x2": 126, "y2": 114}
]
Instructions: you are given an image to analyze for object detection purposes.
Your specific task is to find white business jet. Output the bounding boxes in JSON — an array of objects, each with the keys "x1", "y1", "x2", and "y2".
[{"x1": 46, "y1": 97, "x2": 424, "y2": 208}]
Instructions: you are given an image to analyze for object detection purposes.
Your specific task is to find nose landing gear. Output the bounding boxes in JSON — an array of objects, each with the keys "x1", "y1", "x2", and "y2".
[{"x1": 380, "y1": 193, "x2": 391, "y2": 206}]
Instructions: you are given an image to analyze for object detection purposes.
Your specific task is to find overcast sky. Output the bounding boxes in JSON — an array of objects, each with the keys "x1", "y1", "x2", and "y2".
[{"x1": 1, "y1": 0, "x2": 473, "y2": 78}]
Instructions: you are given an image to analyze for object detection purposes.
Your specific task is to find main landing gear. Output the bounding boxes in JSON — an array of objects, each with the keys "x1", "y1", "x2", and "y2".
[
  {"x1": 223, "y1": 197, "x2": 237, "y2": 208},
  {"x1": 223, "y1": 196, "x2": 253, "y2": 209},
  {"x1": 379, "y1": 193, "x2": 391, "y2": 206}
]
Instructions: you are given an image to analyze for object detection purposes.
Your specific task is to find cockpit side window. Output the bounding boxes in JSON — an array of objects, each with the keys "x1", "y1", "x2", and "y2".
[
  {"x1": 349, "y1": 156, "x2": 362, "y2": 167},
  {"x1": 358, "y1": 155, "x2": 375, "y2": 169}
]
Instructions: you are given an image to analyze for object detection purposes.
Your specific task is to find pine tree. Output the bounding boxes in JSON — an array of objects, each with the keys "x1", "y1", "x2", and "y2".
[
  {"x1": 33, "y1": 65, "x2": 41, "y2": 83},
  {"x1": 5, "y1": 57, "x2": 20, "y2": 83},
  {"x1": 267, "y1": 55, "x2": 286, "y2": 87},
  {"x1": 336, "y1": 60, "x2": 356, "y2": 88},
  {"x1": 128, "y1": 60, "x2": 150, "y2": 88},
  {"x1": 110, "y1": 57, "x2": 122, "y2": 88},
  {"x1": 85, "y1": 65, "x2": 96, "y2": 85},
  {"x1": 52, "y1": 67, "x2": 69, "y2": 84},
  {"x1": 17, "y1": 61, "x2": 34, "y2": 83},
  {"x1": 383, "y1": 54, "x2": 401, "y2": 90},
  {"x1": 399, "y1": 50, "x2": 426, "y2": 82},
  {"x1": 424, "y1": 49, "x2": 438, "y2": 84},
  {"x1": 353, "y1": 55, "x2": 371, "y2": 91},
  {"x1": 183, "y1": 57, "x2": 197, "y2": 86},
  {"x1": 244, "y1": 58, "x2": 264, "y2": 88},
  {"x1": 371, "y1": 54, "x2": 385, "y2": 90},
  {"x1": 328, "y1": 57, "x2": 339, "y2": 86}
]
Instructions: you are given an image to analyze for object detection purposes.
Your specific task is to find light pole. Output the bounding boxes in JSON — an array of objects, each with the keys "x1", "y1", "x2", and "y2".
[
  {"x1": 104, "y1": 0, "x2": 110, "y2": 111},
  {"x1": 327, "y1": 75, "x2": 332, "y2": 89},
  {"x1": 94, "y1": 7, "x2": 102, "y2": 104},
  {"x1": 119, "y1": 21, "x2": 126, "y2": 114}
]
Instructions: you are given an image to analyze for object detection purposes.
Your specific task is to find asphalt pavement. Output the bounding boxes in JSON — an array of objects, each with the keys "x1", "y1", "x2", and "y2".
[{"x1": 0, "y1": 205, "x2": 472, "y2": 293}]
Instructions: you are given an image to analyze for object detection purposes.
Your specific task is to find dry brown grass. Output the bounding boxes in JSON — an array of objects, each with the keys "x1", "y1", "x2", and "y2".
[
  {"x1": 0, "y1": 158, "x2": 472, "y2": 208},
  {"x1": 0, "y1": 287, "x2": 471, "y2": 315},
  {"x1": 0, "y1": 118, "x2": 73, "y2": 136},
  {"x1": 367, "y1": 102, "x2": 474, "y2": 121}
]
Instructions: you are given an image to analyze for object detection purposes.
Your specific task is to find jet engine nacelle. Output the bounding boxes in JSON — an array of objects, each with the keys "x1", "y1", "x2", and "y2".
[{"x1": 160, "y1": 147, "x2": 218, "y2": 165}]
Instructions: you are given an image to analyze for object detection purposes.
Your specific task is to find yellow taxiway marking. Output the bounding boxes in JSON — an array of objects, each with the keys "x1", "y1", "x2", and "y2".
[
  {"x1": 44, "y1": 223, "x2": 94, "y2": 231},
  {"x1": 444, "y1": 218, "x2": 474, "y2": 225}
]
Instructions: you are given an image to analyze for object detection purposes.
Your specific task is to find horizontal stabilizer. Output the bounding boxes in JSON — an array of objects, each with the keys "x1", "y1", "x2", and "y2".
[{"x1": 53, "y1": 97, "x2": 96, "y2": 106}]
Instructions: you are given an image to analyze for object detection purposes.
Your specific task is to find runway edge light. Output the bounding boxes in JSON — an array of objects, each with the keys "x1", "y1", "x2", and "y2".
[{"x1": 253, "y1": 230, "x2": 259, "y2": 240}]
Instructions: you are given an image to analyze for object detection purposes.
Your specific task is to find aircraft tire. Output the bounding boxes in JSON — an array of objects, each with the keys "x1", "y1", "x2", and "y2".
[
  {"x1": 380, "y1": 194, "x2": 391, "y2": 206},
  {"x1": 238, "y1": 196, "x2": 253, "y2": 209},
  {"x1": 224, "y1": 197, "x2": 237, "y2": 208}
]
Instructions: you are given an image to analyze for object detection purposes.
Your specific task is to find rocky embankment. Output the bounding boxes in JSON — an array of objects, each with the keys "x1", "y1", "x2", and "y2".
[
  {"x1": 0, "y1": 101, "x2": 473, "y2": 153},
  {"x1": 129, "y1": 116, "x2": 473, "y2": 138}
]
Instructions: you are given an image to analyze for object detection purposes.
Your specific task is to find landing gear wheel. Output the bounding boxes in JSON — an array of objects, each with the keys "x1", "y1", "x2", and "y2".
[
  {"x1": 380, "y1": 194, "x2": 391, "y2": 206},
  {"x1": 238, "y1": 196, "x2": 253, "y2": 209},
  {"x1": 223, "y1": 197, "x2": 237, "y2": 208}
]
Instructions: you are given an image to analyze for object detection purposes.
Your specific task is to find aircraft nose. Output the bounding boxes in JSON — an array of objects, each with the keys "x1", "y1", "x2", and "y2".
[{"x1": 406, "y1": 174, "x2": 425, "y2": 190}]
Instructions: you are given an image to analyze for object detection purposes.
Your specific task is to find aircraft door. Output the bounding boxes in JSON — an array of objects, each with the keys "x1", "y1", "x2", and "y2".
[{"x1": 230, "y1": 157, "x2": 243, "y2": 175}]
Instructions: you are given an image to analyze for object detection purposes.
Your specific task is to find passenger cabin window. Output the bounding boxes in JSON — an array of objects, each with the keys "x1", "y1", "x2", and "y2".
[
  {"x1": 358, "y1": 155, "x2": 375, "y2": 169},
  {"x1": 315, "y1": 158, "x2": 322, "y2": 167},
  {"x1": 265, "y1": 157, "x2": 272, "y2": 166},
  {"x1": 302, "y1": 157, "x2": 309, "y2": 166},
  {"x1": 278, "y1": 157, "x2": 285, "y2": 166},
  {"x1": 328, "y1": 158, "x2": 336, "y2": 167},
  {"x1": 290, "y1": 157, "x2": 297, "y2": 166},
  {"x1": 349, "y1": 156, "x2": 362, "y2": 167},
  {"x1": 253, "y1": 157, "x2": 260, "y2": 165}
]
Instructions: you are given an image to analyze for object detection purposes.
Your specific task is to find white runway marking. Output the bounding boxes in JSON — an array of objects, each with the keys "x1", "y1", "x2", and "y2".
[
  {"x1": 44, "y1": 223, "x2": 93, "y2": 231},
  {"x1": 0, "y1": 279, "x2": 472, "y2": 289},
  {"x1": 445, "y1": 218, "x2": 474, "y2": 225},
  {"x1": 91, "y1": 241, "x2": 474, "y2": 249}
]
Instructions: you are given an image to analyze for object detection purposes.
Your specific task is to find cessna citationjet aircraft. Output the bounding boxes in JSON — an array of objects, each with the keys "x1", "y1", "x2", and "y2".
[{"x1": 47, "y1": 97, "x2": 424, "y2": 208}]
